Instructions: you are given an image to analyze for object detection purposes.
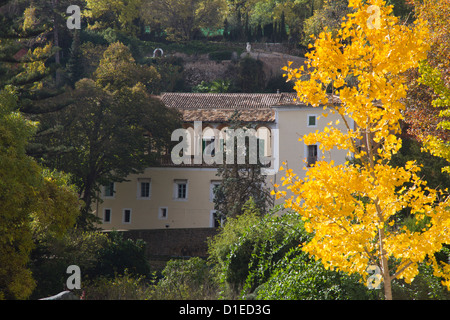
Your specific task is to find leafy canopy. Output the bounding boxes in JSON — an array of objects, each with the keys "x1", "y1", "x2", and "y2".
[
  {"x1": 278, "y1": 0, "x2": 450, "y2": 300},
  {"x1": 0, "y1": 88, "x2": 79, "y2": 299}
]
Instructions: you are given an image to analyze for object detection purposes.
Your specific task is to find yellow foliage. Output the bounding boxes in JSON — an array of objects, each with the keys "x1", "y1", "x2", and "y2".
[{"x1": 277, "y1": 0, "x2": 450, "y2": 298}]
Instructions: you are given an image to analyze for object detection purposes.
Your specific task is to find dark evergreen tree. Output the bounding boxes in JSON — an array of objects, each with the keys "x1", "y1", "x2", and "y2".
[
  {"x1": 263, "y1": 23, "x2": 273, "y2": 42},
  {"x1": 273, "y1": 20, "x2": 279, "y2": 42},
  {"x1": 66, "y1": 30, "x2": 83, "y2": 87},
  {"x1": 255, "y1": 24, "x2": 263, "y2": 42},
  {"x1": 244, "y1": 12, "x2": 252, "y2": 42},
  {"x1": 0, "y1": 1, "x2": 76, "y2": 161},
  {"x1": 280, "y1": 11, "x2": 287, "y2": 42},
  {"x1": 237, "y1": 56, "x2": 265, "y2": 93},
  {"x1": 223, "y1": 18, "x2": 230, "y2": 40}
]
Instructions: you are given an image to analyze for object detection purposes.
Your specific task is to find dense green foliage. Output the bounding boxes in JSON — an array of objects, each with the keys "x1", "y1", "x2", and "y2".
[
  {"x1": 82, "y1": 270, "x2": 154, "y2": 300},
  {"x1": 208, "y1": 201, "x2": 378, "y2": 299},
  {"x1": 237, "y1": 56, "x2": 266, "y2": 93},
  {"x1": 154, "y1": 257, "x2": 218, "y2": 300},
  {"x1": 0, "y1": 89, "x2": 79, "y2": 299},
  {"x1": 93, "y1": 232, "x2": 151, "y2": 279},
  {"x1": 30, "y1": 230, "x2": 108, "y2": 299},
  {"x1": 30, "y1": 230, "x2": 151, "y2": 299}
]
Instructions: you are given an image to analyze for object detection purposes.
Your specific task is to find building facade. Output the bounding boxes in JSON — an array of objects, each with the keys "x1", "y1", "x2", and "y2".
[{"x1": 95, "y1": 92, "x2": 353, "y2": 231}]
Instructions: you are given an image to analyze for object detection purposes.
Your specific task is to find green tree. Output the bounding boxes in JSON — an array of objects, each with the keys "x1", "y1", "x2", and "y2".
[
  {"x1": 303, "y1": 0, "x2": 351, "y2": 45},
  {"x1": 0, "y1": 88, "x2": 40, "y2": 299},
  {"x1": 94, "y1": 41, "x2": 161, "y2": 93},
  {"x1": 0, "y1": 88, "x2": 79, "y2": 299},
  {"x1": 66, "y1": 30, "x2": 83, "y2": 87},
  {"x1": 255, "y1": 247, "x2": 378, "y2": 300},
  {"x1": 93, "y1": 231, "x2": 151, "y2": 278},
  {"x1": 0, "y1": 0, "x2": 89, "y2": 163},
  {"x1": 236, "y1": 56, "x2": 265, "y2": 93},
  {"x1": 208, "y1": 199, "x2": 263, "y2": 297},
  {"x1": 84, "y1": 0, "x2": 143, "y2": 36},
  {"x1": 0, "y1": 1, "x2": 63, "y2": 114},
  {"x1": 29, "y1": 230, "x2": 108, "y2": 299},
  {"x1": 208, "y1": 200, "x2": 376, "y2": 299},
  {"x1": 141, "y1": 0, "x2": 227, "y2": 41}
]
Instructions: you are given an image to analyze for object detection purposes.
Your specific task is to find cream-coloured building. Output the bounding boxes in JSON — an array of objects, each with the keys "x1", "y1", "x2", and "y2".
[{"x1": 95, "y1": 92, "x2": 353, "y2": 231}]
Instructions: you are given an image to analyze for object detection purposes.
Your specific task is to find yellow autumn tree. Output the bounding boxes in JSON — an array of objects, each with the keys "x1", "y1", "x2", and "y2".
[{"x1": 277, "y1": 0, "x2": 450, "y2": 300}]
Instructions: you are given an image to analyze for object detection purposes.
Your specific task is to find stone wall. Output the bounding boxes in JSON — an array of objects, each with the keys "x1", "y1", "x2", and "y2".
[
  {"x1": 183, "y1": 59, "x2": 236, "y2": 86},
  {"x1": 122, "y1": 228, "x2": 219, "y2": 259},
  {"x1": 172, "y1": 48, "x2": 306, "y2": 88}
]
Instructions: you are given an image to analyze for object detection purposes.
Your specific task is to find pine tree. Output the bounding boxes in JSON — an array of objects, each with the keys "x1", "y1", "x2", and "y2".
[
  {"x1": 0, "y1": 0, "x2": 68, "y2": 115},
  {"x1": 66, "y1": 30, "x2": 83, "y2": 87}
]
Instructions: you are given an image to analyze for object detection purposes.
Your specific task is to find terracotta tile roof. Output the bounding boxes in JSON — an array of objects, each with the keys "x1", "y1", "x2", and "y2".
[
  {"x1": 160, "y1": 93, "x2": 343, "y2": 123},
  {"x1": 161, "y1": 92, "x2": 299, "y2": 109},
  {"x1": 161, "y1": 92, "x2": 301, "y2": 123}
]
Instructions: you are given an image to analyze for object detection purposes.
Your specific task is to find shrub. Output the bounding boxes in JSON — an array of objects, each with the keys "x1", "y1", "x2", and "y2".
[
  {"x1": 228, "y1": 210, "x2": 310, "y2": 298},
  {"x1": 209, "y1": 50, "x2": 233, "y2": 61},
  {"x1": 254, "y1": 247, "x2": 378, "y2": 300},
  {"x1": 236, "y1": 56, "x2": 265, "y2": 93},
  {"x1": 29, "y1": 230, "x2": 109, "y2": 299},
  {"x1": 153, "y1": 257, "x2": 218, "y2": 300},
  {"x1": 93, "y1": 231, "x2": 151, "y2": 279},
  {"x1": 192, "y1": 79, "x2": 232, "y2": 93},
  {"x1": 83, "y1": 270, "x2": 154, "y2": 300},
  {"x1": 208, "y1": 204, "x2": 380, "y2": 300}
]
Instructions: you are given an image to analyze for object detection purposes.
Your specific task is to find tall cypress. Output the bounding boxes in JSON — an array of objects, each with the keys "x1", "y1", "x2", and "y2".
[
  {"x1": 223, "y1": 18, "x2": 230, "y2": 40},
  {"x1": 280, "y1": 11, "x2": 287, "y2": 42}
]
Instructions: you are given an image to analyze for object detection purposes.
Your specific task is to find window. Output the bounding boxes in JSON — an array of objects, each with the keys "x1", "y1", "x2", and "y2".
[
  {"x1": 174, "y1": 180, "x2": 188, "y2": 200},
  {"x1": 103, "y1": 182, "x2": 115, "y2": 198},
  {"x1": 178, "y1": 183, "x2": 187, "y2": 199},
  {"x1": 210, "y1": 181, "x2": 221, "y2": 202},
  {"x1": 141, "y1": 182, "x2": 150, "y2": 197},
  {"x1": 103, "y1": 208, "x2": 111, "y2": 223},
  {"x1": 123, "y1": 209, "x2": 132, "y2": 224},
  {"x1": 159, "y1": 207, "x2": 168, "y2": 220},
  {"x1": 137, "y1": 178, "x2": 151, "y2": 199},
  {"x1": 307, "y1": 115, "x2": 317, "y2": 127},
  {"x1": 307, "y1": 145, "x2": 318, "y2": 167}
]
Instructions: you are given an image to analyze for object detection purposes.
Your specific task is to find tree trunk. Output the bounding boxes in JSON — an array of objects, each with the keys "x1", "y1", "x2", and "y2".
[
  {"x1": 379, "y1": 226, "x2": 393, "y2": 300},
  {"x1": 79, "y1": 172, "x2": 97, "y2": 229},
  {"x1": 366, "y1": 128, "x2": 393, "y2": 300}
]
